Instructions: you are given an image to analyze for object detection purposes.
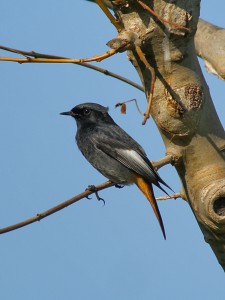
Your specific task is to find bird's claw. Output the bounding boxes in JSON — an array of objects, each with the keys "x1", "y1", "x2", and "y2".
[
  {"x1": 115, "y1": 184, "x2": 124, "y2": 189},
  {"x1": 85, "y1": 186, "x2": 92, "y2": 199},
  {"x1": 86, "y1": 185, "x2": 105, "y2": 205},
  {"x1": 97, "y1": 196, "x2": 105, "y2": 206},
  {"x1": 87, "y1": 185, "x2": 97, "y2": 192}
]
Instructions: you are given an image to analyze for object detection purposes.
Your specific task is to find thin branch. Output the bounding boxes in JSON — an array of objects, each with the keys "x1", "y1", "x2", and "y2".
[
  {"x1": 0, "y1": 45, "x2": 62, "y2": 58},
  {"x1": 135, "y1": 45, "x2": 156, "y2": 125},
  {"x1": 156, "y1": 193, "x2": 181, "y2": 200},
  {"x1": 80, "y1": 63, "x2": 144, "y2": 91},
  {"x1": 137, "y1": 0, "x2": 190, "y2": 32},
  {"x1": 115, "y1": 98, "x2": 145, "y2": 115},
  {"x1": 0, "y1": 181, "x2": 114, "y2": 234},
  {"x1": 0, "y1": 49, "x2": 118, "y2": 64},
  {"x1": 0, "y1": 45, "x2": 144, "y2": 91},
  {"x1": 95, "y1": 0, "x2": 123, "y2": 32}
]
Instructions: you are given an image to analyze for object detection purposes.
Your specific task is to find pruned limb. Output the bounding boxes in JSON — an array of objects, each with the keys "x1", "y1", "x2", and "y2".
[
  {"x1": 0, "y1": 181, "x2": 114, "y2": 234},
  {"x1": 151, "y1": 155, "x2": 175, "y2": 171}
]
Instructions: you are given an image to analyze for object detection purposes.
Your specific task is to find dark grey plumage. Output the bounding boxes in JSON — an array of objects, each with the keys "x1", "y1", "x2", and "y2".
[
  {"x1": 61, "y1": 102, "x2": 171, "y2": 193},
  {"x1": 61, "y1": 102, "x2": 174, "y2": 239}
]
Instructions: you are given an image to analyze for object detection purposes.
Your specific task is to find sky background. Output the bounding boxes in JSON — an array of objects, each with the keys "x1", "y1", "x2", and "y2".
[{"x1": 0, "y1": 1, "x2": 225, "y2": 299}]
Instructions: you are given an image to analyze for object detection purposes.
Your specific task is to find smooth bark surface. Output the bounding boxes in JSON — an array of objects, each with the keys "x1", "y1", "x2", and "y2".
[
  {"x1": 195, "y1": 18, "x2": 225, "y2": 80},
  {"x1": 106, "y1": 0, "x2": 225, "y2": 270}
]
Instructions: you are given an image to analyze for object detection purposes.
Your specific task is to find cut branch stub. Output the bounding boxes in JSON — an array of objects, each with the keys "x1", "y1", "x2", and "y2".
[{"x1": 107, "y1": 30, "x2": 139, "y2": 51}]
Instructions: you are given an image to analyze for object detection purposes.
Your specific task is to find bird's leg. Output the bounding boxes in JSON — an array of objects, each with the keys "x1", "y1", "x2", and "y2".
[{"x1": 86, "y1": 185, "x2": 105, "y2": 205}]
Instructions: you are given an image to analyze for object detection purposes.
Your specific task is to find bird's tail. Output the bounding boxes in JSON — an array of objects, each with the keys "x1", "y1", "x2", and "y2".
[
  {"x1": 134, "y1": 175, "x2": 166, "y2": 239},
  {"x1": 156, "y1": 174, "x2": 174, "y2": 194}
]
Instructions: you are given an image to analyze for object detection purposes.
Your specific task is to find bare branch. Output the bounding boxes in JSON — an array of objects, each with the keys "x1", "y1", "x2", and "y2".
[
  {"x1": 0, "y1": 48, "x2": 118, "y2": 64},
  {"x1": 135, "y1": 45, "x2": 155, "y2": 125},
  {"x1": 156, "y1": 193, "x2": 181, "y2": 201},
  {"x1": 0, "y1": 181, "x2": 114, "y2": 234},
  {"x1": 0, "y1": 45, "x2": 144, "y2": 91},
  {"x1": 95, "y1": 0, "x2": 123, "y2": 31},
  {"x1": 0, "y1": 45, "x2": 63, "y2": 59},
  {"x1": 81, "y1": 63, "x2": 144, "y2": 91}
]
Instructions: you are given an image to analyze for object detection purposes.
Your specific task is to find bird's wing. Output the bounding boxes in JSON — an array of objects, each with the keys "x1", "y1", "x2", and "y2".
[{"x1": 93, "y1": 125, "x2": 158, "y2": 183}]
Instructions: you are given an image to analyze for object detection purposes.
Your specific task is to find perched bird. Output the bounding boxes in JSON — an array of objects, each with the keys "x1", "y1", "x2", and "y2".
[{"x1": 61, "y1": 102, "x2": 172, "y2": 239}]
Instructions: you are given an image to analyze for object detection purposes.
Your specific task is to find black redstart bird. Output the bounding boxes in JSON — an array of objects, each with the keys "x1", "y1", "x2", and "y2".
[{"x1": 61, "y1": 102, "x2": 172, "y2": 239}]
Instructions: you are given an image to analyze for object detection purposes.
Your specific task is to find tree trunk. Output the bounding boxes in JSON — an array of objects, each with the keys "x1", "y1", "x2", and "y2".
[{"x1": 107, "y1": 0, "x2": 225, "y2": 270}]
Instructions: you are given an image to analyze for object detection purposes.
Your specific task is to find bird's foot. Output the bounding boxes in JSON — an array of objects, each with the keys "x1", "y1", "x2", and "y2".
[
  {"x1": 86, "y1": 185, "x2": 105, "y2": 205},
  {"x1": 115, "y1": 184, "x2": 124, "y2": 189}
]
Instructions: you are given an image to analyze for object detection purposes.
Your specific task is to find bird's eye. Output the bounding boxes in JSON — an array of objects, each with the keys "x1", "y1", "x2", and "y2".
[{"x1": 83, "y1": 108, "x2": 91, "y2": 116}]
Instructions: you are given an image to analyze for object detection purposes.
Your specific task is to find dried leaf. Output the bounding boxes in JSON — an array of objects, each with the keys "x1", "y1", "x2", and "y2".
[{"x1": 121, "y1": 103, "x2": 127, "y2": 114}]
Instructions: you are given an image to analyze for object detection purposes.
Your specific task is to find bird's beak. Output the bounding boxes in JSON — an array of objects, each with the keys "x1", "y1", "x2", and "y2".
[{"x1": 60, "y1": 111, "x2": 74, "y2": 116}]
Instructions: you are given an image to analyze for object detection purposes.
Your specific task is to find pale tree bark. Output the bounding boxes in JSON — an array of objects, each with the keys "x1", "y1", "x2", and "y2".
[
  {"x1": 195, "y1": 18, "x2": 225, "y2": 80},
  {"x1": 94, "y1": 0, "x2": 225, "y2": 80},
  {"x1": 100, "y1": 0, "x2": 225, "y2": 270}
]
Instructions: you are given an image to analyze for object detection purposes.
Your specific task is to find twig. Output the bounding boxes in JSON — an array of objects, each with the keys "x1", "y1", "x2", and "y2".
[
  {"x1": 156, "y1": 193, "x2": 181, "y2": 201},
  {"x1": 0, "y1": 49, "x2": 118, "y2": 64},
  {"x1": 0, "y1": 181, "x2": 114, "y2": 234},
  {"x1": 95, "y1": 0, "x2": 123, "y2": 32},
  {"x1": 80, "y1": 63, "x2": 144, "y2": 91},
  {"x1": 115, "y1": 98, "x2": 144, "y2": 115},
  {"x1": 135, "y1": 45, "x2": 156, "y2": 125},
  {"x1": 0, "y1": 45, "x2": 144, "y2": 91},
  {"x1": 0, "y1": 45, "x2": 60, "y2": 58},
  {"x1": 137, "y1": 0, "x2": 190, "y2": 32}
]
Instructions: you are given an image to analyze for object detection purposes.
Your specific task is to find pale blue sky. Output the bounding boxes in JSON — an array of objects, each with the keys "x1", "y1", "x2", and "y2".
[{"x1": 0, "y1": 1, "x2": 225, "y2": 299}]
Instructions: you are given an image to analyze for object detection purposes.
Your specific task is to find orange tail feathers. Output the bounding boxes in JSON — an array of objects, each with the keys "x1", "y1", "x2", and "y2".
[{"x1": 134, "y1": 175, "x2": 166, "y2": 239}]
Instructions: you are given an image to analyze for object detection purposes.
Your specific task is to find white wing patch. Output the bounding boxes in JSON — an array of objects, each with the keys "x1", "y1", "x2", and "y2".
[
  {"x1": 120, "y1": 149, "x2": 150, "y2": 171},
  {"x1": 116, "y1": 149, "x2": 156, "y2": 181}
]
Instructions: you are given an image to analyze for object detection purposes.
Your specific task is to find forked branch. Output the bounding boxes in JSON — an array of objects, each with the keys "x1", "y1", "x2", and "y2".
[
  {"x1": 0, "y1": 48, "x2": 118, "y2": 64},
  {"x1": 0, "y1": 45, "x2": 144, "y2": 91}
]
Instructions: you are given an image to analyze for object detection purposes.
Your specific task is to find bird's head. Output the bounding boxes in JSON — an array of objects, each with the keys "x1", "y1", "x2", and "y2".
[{"x1": 60, "y1": 102, "x2": 115, "y2": 127}]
